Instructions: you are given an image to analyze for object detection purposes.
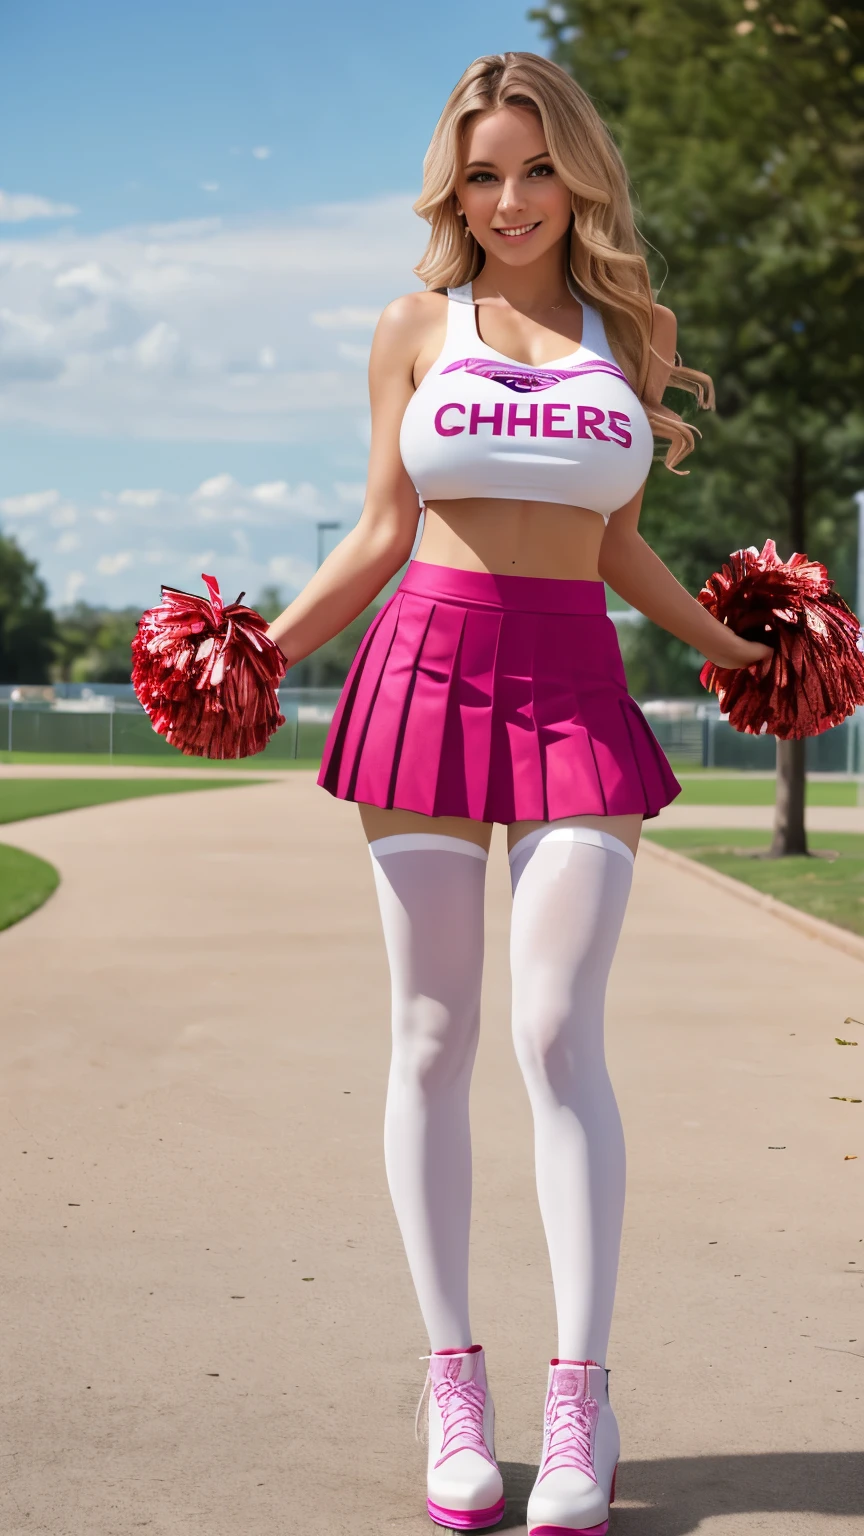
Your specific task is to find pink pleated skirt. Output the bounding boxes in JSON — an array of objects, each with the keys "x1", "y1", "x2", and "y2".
[{"x1": 318, "y1": 561, "x2": 681, "y2": 824}]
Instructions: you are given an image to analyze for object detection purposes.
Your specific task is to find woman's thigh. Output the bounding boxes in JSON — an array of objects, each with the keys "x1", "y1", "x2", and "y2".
[
  {"x1": 507, "y1": 812, "x2": 644, "y2": 857},
  {"x1": 359, "y1": 802, "x2": 494, "y2": 853}
]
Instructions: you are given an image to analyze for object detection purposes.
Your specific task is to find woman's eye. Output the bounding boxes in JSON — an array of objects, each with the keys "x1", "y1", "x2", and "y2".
[
  {"x1": 528, "y1": 163, "x2": 554, "y2": 177},
  {"x1": 467, "y1": 172, "x2": 496, "y2": 183}
]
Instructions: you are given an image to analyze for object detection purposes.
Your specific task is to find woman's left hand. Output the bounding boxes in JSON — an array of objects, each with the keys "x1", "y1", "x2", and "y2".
[{"x1": 704, "y1": 632, "x2": 773, "y2": 671}]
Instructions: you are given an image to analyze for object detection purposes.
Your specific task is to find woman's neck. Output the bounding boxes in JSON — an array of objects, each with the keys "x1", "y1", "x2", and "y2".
[{"x1": 471, "y1": 240, "x2": 574, "y2": 318}]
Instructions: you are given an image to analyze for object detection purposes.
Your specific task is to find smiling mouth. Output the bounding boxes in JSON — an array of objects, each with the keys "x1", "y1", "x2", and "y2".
[{"x1": 494, "y1": 222, "x2": 540, "y2": 238}]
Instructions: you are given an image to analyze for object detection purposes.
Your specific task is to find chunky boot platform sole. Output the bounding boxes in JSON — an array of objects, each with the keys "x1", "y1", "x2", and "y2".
[
  {"x1": 528, "y1": 1461, "x2": 617, "y2": 1536},
  {"x1": 427, "y1": 1494, "x2": 506, "y2": 1529}
]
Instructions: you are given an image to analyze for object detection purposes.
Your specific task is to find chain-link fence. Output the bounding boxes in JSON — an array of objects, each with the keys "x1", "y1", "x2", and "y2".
[
  {"x1": 0, "y1": 689, "x2": 341, "y2": 763},
  {"x1": 0, "y1": 690, "x2": 861, "y2": 770}
]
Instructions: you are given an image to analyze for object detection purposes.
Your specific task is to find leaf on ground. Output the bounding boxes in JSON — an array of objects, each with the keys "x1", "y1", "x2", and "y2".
[
  {"x1": 844, "y1": 1155, "x2": 858, "y2": 1161},
  {"x1": 844, "y1": 1017, "x2": 864, "y2": 1028},
  {"x1": 830, "y1": 1097, "x2": 862, "y2": 1102},
  {"x1": 836, "y1": 1038, "x2": 859, "y2": 1046}
]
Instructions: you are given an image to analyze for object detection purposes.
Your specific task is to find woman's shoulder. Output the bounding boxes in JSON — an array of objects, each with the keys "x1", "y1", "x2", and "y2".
[
  {"x1": 651, "y1": 302, "x2": 677, "y2": 347},
  {"x1": 376, "y1": 288, "x2": 447, "y2": 340}
]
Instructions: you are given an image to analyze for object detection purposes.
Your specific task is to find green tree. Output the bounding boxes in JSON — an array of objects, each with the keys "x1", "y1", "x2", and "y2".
[
  {"x1": 617, "y1": 617, "x2": 705, "y2": 698},
  {"x1": 254, "y1": 584, "x2": 375, "y2": 685},
  {"x1": 53, "y1": 603, "x2": 141, "y2": 683},
  {"x1": 0, "y1": 534, "x2": 56, "y2": 682},
  {"x1": 532, "y1": 0, "x2": 864, "y2": 853},
  {"x1": 253, "y1": 567, "x2": 410, "y2": 687}
]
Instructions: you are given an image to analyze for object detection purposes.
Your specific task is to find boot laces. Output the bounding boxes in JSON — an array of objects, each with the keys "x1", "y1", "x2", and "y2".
[
  {"x1": 539, "y1": 1364, "x2": 599, "y2": 1484},
  {"x1": 432, "y1": 1376, "x2": 495, "y2": 1469}
]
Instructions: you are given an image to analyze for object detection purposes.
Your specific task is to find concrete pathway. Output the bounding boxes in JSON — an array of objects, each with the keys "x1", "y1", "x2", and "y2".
[{"x1": 0, "y1": 772, "x2": 861, "y2": 1534}]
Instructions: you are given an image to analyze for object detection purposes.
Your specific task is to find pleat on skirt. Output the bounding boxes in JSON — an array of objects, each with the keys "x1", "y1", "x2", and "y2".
[{"x1": 317, "y1": 560, "x2": 681, "y2": 824}]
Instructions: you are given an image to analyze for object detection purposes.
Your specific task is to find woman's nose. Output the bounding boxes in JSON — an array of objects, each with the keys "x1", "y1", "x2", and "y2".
[{"x1": 497, "y1": 177, "x2": 528, "y2": 215}]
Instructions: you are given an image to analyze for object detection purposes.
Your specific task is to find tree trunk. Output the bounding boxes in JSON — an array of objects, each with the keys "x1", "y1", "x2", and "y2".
[
  {"x1": 770, "y1": 442, "x2": 809, "y2": 857},
  {"x1": 769, "y1": 737, "x2": 808, "y2": 856}
]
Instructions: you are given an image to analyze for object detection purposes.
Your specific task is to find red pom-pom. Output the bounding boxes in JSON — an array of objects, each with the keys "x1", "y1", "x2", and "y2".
[
  {"x1": 697, "y1": 539, "x2": 864, "y2": 739},
  {"x1": 132, "y1": 573, "x2": 286, "y2": 759}
]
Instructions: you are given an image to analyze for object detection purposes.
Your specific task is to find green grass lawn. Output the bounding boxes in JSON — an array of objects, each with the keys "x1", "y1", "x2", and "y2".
[
  {"x1": 644, "y1": 827, "x2": 864, "y2": 938},
  {"x1": 0, "y1": 844, "x2": 60, "y2": 931},
  {"x1": 0, "y1": 751, "x2": 320, "y2": 771},
  {"x1": 0, "y1": 777, "x2": 254, "y2": 825},
  {"x1": 673, "y1": 778, "x2": 857, "y2": 806}
]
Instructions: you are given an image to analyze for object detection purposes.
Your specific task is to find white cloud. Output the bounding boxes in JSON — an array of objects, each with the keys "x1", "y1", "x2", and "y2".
[
  {"x1": 1, "y1": 488, "x2": 60, "y2": 516},
  {"x1": 4, "y1": 471, "x2": 371, "y2": 611},
  {"x1": 252, "y1": 146, "x2": 272, "y2": 160},
  {"x1": 192, "y1": 473, "x2": 238, "y2": 500},
  {"x1": 249, "y1": 480, "x2": 322, "y2": 516},
  {"x1": 185, "y1": 549, "x2": 217, "y2": 573},
  {"x1": 337, "y1": 340, "x2": 371, "y2": 363},
  {"x1": 97, "y1": 551, "x2": 134, "y2": 576},
  {"x1": 267, "y1": 554, "x2": 313, "y2": 588},
  {"x1": 200, "y1": 182, "x2": 220, "y2": 193},
  {"x1": 55, "y1": 262, "x2": 117, "y2": 295},
  {"x1": 0, "y1": 195, "x2": 422, "y2": 440},
  {"x1": 334, "y1": 482, "x2": 366, "y2": 505},
  {"x1": 116, "y1": 488, "x2": 164, "y2": 507},
  {"x1": 50, "y1": 504, "x2": 78, "y2": 527},
  {"x1": 132, "y1": 321, "x2": 181, "y2": 372},
  {"x1": 310, "y1": 306, "x2": 381, "y2": 330},
  {"x1": 0, "y1": 189, "x2": 79, "y2": 223}
]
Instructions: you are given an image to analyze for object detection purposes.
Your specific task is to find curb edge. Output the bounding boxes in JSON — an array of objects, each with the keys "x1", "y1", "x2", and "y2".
[{"x1": 641, "y1": 835, "x2": 864, "y2": 967}]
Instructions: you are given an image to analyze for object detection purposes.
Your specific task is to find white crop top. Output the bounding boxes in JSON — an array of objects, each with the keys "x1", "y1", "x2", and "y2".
[{"x1": 399, "y1": 278, "x2": 654, "y2": 520}]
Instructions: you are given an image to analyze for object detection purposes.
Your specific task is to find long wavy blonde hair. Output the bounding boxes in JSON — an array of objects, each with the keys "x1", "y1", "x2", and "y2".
[{"x1": 414, "y1": 52, "x2": 713, "y2": 470}]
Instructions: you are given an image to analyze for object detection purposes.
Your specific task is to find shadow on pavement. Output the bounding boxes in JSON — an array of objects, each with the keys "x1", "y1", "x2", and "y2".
[{"x1": 497, "y1": 1452, "x2": 864, "y2": 1532}]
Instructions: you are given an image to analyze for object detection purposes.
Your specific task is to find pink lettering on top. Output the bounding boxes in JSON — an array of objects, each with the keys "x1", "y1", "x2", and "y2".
[
  {"x1": 507, "y1": 402, "x2": 538, "y2": 436},
  {"x1": 542, "y1": 403, "x2": 572, "y2": 438},
  {"x1": 577, "y1": 406, "x2": 610, "y2": 442},
  {"x1": 469, "y1": 402, "x2": 504, "y2": 435},
  {"x1": 606, "y1": 410, "x2": 632, "y2": 448},
  {"x1": 434, "y1": 403, "x2": 466, "y2": 436}
]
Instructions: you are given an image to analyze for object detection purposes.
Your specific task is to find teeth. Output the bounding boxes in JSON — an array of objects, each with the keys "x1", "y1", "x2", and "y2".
[{"x1": 498, "y1": 223, "x2": 538, "y2": 237}]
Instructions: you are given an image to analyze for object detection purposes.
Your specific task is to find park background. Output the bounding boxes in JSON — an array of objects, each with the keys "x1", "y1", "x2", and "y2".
[
  {"x1": 1, "y1": 11, "x2": 863, "y2": 1532},
  {"x1": 1, "y1": 0, "x2": 863, "y2": 913}
]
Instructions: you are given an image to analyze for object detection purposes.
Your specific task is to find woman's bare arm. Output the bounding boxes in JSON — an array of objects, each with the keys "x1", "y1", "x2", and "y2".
[
  {"x1": 265, "y1": 292, "x2": 434, "y2": 665},
  {"x1": 599, "y1": 305, "x2": 771, "y2": 670}
]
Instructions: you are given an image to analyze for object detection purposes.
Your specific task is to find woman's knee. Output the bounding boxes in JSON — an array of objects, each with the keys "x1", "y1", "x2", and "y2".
[
  {"x1": 512, "y1": 987, "x2": 606, "y2": 1095},
  {"x1": 391, "y1": 995, "x2": 480, "y2": 1093}
]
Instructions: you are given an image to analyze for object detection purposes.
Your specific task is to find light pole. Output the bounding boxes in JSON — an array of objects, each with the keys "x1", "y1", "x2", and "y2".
[{"x1": 316, "y1": 520, "x2": 342, "y2": 570}]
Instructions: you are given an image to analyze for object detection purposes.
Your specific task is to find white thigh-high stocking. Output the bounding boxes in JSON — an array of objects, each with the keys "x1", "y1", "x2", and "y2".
[
  {"x1": 509, "y1": 825, "x2": 634, "y2": 1364},
  {"x1": 369, "y1": 833, "x2": 488, "y2": 1353}
]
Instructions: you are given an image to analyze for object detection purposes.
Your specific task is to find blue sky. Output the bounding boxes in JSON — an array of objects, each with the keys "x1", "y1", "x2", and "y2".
[{"x1": 1, "y1": 1, "x2": 549, "y2": 609}]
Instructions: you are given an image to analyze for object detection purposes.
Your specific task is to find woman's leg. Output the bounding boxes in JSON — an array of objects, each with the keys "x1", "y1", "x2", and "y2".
[
  {"x1": 507, "y1": 814, "x2": 641, "y2": 1364},
  {"x1": 361, "y1": 804, "x2": 492, "y2": 1352}
]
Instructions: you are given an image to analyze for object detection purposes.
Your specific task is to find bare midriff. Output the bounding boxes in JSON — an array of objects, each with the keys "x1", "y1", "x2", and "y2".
[{"x1": 415, "y1": 497, "x2": 605, "y2": 582}]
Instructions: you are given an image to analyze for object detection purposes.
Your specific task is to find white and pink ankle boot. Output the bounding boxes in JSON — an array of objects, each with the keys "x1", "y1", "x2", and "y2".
[
  {"x1": 423, "y1": 1345, "x2": 505, "y2": 1530},
  {"x1": 526, "y1": 1360, "x2": 619, "y2": 1536}
]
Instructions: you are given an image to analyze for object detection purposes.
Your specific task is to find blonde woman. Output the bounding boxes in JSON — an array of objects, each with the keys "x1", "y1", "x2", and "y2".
[{"x1": 267, "y1": 53, "x2": 770, "y2": 1536}]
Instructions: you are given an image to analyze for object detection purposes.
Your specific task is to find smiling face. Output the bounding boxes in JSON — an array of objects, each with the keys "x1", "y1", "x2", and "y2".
[{"x1": 454, "y1": 104, "x2": 573, "y2": 267}]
